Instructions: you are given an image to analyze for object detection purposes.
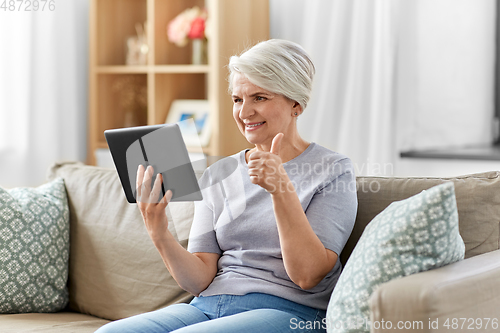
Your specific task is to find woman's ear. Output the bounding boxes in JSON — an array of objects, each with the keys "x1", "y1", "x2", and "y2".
[{"x1": 292, "y1": 101, "x2": 302, "y2": 116}]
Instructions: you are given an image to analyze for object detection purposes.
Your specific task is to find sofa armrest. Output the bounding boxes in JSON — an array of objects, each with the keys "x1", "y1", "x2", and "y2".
[{"x1": 368, "y1": 249, "x2": 500, "y2": 332}]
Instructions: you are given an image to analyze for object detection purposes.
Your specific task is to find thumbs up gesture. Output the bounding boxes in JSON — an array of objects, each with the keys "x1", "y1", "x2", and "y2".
[
  {"x1": 269, "y1": 132, "x2": 283, "y2": 156},
  {"x1": 248, "y1": 133, "x2": 288, "y2": 194}
]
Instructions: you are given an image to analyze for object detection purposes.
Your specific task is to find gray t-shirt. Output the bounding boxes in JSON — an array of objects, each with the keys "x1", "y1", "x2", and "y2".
[{"x1": 187, "y1": 142, "x2": 357, "y2": 310}]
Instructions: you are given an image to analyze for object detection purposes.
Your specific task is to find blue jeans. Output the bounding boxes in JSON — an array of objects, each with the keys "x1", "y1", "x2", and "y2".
[{"x1": 95, "y1": 292, "x2": 327, "y2": 333}]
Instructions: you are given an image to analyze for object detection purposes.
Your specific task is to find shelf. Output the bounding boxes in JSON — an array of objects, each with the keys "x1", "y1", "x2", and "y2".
[
  {"x1": 400, "y1": 144, "x2": 500, "y2": 161},
  {"x1": 96, "y1": 0, "x2": 148, "y2": 66},
  {"x1": 96, "y1": 65, "x2": 210, "y2": 74},
  {"x1": 88, "y1": 0, "x2": 270, "y2": 166},
  {"x1": 96, "y1": 66, "x2": 149, "y2": 74},
  {"x1": 96, "y1": 74, "x2": 148, "y2": 143},
  {"x1": 154, "y1": 73, "x2": 207, "y2": 124},
  {"x1": 154, "y1": 0, "x2": 206, "y2": 65},
  {"x1": 154, "y1": 65, "x2": 209, "y2": 73}
]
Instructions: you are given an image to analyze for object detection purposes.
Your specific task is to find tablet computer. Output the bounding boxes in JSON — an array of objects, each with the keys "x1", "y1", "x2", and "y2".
[{"x1": 104, "y1": 124, "x2": 203, "y2": 203}]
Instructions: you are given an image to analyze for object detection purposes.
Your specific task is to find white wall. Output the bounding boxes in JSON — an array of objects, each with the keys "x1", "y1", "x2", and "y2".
[
  {"x1": 0, "y1": 0, "x2": 89, "y2": 188},
  {"x1": 269, "y1": 0, "x2": 499, "y2": 177},
  {"x1": 394, "y1": 0, "x2": 498, "y2": 177},
  {"x1": 396, "y1": 158, "x2": 500, "y2": 178}
]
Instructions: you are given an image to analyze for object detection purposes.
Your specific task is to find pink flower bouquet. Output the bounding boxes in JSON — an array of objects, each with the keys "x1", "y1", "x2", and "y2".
[{"x1": 167, "y1": 6, "x2": 208, "y2": 47}]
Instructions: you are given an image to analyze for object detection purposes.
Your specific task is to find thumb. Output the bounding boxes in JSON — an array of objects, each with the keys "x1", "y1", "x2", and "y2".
[{"x1": 270, "y1": 133, "x2": 284, "y2": 155}]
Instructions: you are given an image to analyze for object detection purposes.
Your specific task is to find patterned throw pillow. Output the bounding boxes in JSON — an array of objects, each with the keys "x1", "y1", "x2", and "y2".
[
  {"x1": 326, "y1": 182, "x2": 465, "y2": 333},
  {"x1": 0, "y1": 178, "x2": 69, "y2": 313}
]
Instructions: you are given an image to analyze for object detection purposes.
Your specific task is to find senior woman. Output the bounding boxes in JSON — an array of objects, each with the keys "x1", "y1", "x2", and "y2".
[{"x1": 96, "y1": 39, "x2": 358, "y2": 333}]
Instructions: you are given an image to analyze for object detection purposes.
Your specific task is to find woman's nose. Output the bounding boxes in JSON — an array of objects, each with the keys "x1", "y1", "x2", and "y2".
[{"x1": 239, "y1": 101, "x2": 254, "y2": 119}]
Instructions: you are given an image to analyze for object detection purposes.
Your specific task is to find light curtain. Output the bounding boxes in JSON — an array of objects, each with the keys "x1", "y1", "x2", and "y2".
[
  {"x1": 0, "y1": 1, "x2": 88, "y2": 187},
  {"x1": 270, "y1": 0, "x2": 398, "y2": 176},
  {"x1": 396, "y1": 0, "x2": 495, "y2": 153}
]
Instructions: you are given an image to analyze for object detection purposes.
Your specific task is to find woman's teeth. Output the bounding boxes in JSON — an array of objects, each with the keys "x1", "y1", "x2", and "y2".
[{"x1": 247, "y1": 122, "x2": 265, "y2": 127}]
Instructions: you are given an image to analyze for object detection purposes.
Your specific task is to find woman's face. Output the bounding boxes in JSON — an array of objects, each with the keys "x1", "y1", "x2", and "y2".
[{"x1": 231, "y1": 73, "x2": 298, "y2": 147}]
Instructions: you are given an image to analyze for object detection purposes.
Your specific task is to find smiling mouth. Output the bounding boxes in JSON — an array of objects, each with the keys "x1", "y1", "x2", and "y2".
[{"x1": 246, "y1": 121, "x2": 266, "y2": 129}]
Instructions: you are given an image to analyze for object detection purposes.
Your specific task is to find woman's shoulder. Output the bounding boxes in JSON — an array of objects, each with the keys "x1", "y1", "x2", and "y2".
[
  {"x1": 198, "y1": 151, "x2": 244, "y2": 187},
  {"x1": 303, "y1": 143, "x2": 354, "y2": 171}
]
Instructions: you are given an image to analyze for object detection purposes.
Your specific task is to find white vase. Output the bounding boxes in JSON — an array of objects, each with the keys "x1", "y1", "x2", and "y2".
[{"x1": 191, "y1": 39, "x2": 207, "y2": 65}]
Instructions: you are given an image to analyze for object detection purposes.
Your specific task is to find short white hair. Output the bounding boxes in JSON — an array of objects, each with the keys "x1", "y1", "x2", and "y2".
[{"x1": 228, "y1": 39, "x2": 315, "y2": 110}]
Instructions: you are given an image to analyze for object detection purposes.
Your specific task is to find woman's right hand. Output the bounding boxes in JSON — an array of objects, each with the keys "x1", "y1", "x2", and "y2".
[
  {"x1": 136, "y1": 165, "x2": 219, "y2": 296},
  {"x1": 136, "y1": 165, "x2": 173, "y2": 244}
]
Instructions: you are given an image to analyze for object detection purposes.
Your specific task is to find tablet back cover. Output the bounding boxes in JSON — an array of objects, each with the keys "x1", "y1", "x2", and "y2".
[{"x1": 105, "y1": 124, "x2": 202, "y2": 203}]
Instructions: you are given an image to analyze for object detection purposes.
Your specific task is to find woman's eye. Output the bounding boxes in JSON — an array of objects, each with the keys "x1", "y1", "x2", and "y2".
[
  {"x1": 233, "y1": 98, "x2": 242, "y2": 103},
  {"x1": 256, "y1": 96, "x2": 266, "y2": 101}
]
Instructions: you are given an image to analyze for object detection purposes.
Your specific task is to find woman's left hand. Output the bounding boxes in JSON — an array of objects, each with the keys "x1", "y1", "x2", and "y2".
[{"x1": 247, "y1": 133, "x2": 289, "y2": 194}]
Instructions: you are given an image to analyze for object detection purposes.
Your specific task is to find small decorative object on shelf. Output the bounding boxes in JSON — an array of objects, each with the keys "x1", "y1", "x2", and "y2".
[
  {"x1": 112, "y1": 76, "x2": 147, "y2": 128},
  {"x1": 167, "y1": 6, "x2": 208, "y2": 65},
  {"x1": 126, "y1": 22, "x2": 148, "y2": 65},
  {"x1": 166, "y1": 99, "x2": 211, "y2": 147}
]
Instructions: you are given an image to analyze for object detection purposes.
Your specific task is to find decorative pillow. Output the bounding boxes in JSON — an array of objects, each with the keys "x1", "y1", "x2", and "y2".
[
  {"x1": 0, "y1": 178, "x2": 69, "y2": 313},
  {"x1": 326, "y1": 182, "x2": 465, "y2": 333}
]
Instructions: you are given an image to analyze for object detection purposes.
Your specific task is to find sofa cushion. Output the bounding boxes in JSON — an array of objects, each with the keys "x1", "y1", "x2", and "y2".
[
  {"x1": 327, "y1": 182, "x2": 465, "y2": 333},
  {"x1": 46, "y1": 162, "x2": 194, "y2": 321},
  {"x1": 341, "y1": 171, "x2": 500, "y2": 265},
  {"x1": 0, "y1": 178, "x2": 69, "y2": 314},
  {"x1": 0, "y1": 312, "x2": 110, "y2": 332}
]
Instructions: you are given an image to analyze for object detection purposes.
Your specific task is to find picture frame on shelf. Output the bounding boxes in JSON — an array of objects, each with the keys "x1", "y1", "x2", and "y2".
[{"x1": 166, "y1": 99, "x2": 211, "y2": 147}]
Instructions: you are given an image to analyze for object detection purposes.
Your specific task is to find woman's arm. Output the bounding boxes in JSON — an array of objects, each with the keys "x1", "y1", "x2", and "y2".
[
  {"x1": 247, "y1": 134, "x2": 341, "y2": 290},
  {"x1": 136, "y1": 165, "x2": 219, "y2": 296},
  {"x1": 271, "y1": 187, "x2": 338, "y2": 290},
  {"x1": 153, "y1": 233, "x2": 220, "y2": 296}
]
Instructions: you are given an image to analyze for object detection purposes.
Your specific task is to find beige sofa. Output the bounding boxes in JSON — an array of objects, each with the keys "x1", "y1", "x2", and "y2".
[{"x1": 1, "y1": 161, "x2": 500, "y2": 333}]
